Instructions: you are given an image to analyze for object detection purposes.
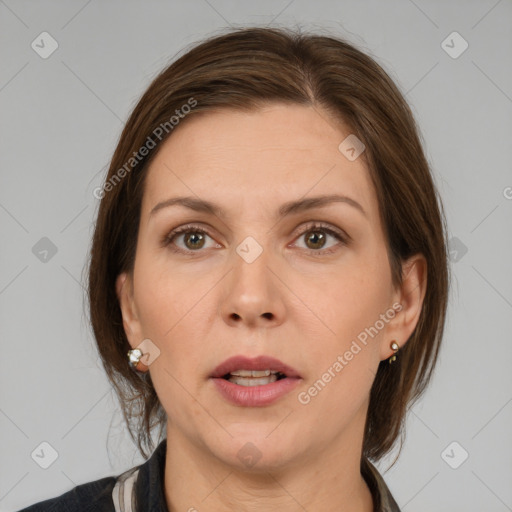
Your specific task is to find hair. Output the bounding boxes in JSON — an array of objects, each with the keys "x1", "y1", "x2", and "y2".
[{"x1": 86, "y1": 26, "x2": 450, "y2": 463}]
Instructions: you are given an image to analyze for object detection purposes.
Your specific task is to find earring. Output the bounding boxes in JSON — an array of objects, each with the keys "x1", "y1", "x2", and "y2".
[
  {"x1": 127, "y1": 348, "x2": 149, "y2": 372},
  {"x1": 388, "y1": 341, "x2": 400, "y2": 364}
]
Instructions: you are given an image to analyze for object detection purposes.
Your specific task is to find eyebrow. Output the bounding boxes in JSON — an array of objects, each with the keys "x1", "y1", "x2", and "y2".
[{"x1": 149, "y1": 194, "x2": 367, "y2": 220}]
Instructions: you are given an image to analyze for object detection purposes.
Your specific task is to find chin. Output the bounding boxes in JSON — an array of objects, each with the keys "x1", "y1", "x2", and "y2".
[{"x1": 209, "y1": 430, "x2": 305, "y2": 473}]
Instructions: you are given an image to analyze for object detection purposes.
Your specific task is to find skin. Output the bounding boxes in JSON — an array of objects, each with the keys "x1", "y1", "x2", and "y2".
[{"x1": 116, "y1": 103, "x2": 427, "y2": 512}]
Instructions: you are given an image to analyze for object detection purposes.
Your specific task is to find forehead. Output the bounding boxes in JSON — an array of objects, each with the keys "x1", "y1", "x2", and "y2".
[{"x1": 141, "y1": 104, "x2": 378, "y2": 223}]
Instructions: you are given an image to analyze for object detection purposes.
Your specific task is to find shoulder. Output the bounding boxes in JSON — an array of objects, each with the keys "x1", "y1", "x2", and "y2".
[{"x1": 16, "y1": 475, "x2": 117, "y2": 512}]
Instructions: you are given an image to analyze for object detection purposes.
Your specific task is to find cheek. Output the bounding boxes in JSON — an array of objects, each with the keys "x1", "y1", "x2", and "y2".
[
  {"x1": 134, "y1": 247, "x2": 195, "y2": 331},
  {"x1": 135, "y1": 274, "x2": 179, "y2": 336},
  {"x1": 310, "y1": 261, "x2": 388, "y2": 345},
  {"x1": 133, "y1": 266, "x2": 211, "y2": 424},
  {"x1": 299, "y1": 294, "x2": 381, "y2": 425},
  {"x1": 133, "y1": 260, "x2": 213, "y2": 373}
]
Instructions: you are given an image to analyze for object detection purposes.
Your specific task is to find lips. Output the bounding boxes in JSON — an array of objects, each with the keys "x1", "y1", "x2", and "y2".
[
  {"x1": 209, "y1": 355, "x2": 302, "y2": 407},
  {"x1": 209, "y1": 355, "x2": 301, "y2": 380}
]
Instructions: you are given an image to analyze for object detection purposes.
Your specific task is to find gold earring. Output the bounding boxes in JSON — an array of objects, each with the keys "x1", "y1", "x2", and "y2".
[{"x1": 388, "y1": 340, "x2": 399, "y2": 364}]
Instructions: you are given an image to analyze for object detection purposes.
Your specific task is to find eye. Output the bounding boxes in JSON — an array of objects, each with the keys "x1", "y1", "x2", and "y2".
[
  {"x1": 162, "y1": 224, "x2": 219, "y2": 253},
  {"x1": 292, "y1": 222, "x2": 348, "y2": 255},
  {"x1": 162, "y1": 222, "x2": 348, "y2": 255}
]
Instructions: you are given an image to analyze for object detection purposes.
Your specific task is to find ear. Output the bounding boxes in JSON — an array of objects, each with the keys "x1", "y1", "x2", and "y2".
[
  {"x1": 116, "y1": 272, "x2": 143, "y2": 348},
  {"x1": 380, "y1": 253, "x2": 427, "y2": 360}
]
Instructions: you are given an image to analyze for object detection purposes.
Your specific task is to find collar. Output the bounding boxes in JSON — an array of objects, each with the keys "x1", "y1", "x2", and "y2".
[
  {"x1": 133, "y1": 438, "x2": 169, "y2": 512},
  {"x1": 129, "y1": 439, "x2": 401, "y2": 512},
  {"x1": 361, "y1": 457, "x2": 402, "y2": 512}
]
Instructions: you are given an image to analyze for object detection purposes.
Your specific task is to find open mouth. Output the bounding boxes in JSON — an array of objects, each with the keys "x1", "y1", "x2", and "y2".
[
  {"x1": 210, "y1": 360, "x2": 302, "y2": 406},
  {"x1": 221, "y1": 369, "x2": 288, "y2": 386}
]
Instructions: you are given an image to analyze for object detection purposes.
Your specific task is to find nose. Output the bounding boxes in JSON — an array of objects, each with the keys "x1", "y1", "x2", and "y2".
[{"x1": 220, "y1": 242, "x2": 286, "y2": 328}]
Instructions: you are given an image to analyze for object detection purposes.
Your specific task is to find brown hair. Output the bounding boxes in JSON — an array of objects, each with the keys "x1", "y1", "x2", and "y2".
[{"x1": 86, "y1": 26, "x2": 450, "y2": 463}]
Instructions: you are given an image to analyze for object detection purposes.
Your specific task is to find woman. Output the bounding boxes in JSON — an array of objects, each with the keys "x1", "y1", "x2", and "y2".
[{"x1": 20, "y1": 26, "x2": 449, "y2": 512}]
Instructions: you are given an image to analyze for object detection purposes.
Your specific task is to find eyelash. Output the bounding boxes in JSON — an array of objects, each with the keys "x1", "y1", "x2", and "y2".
[{"x1": 162, "y1": 222, "x2": 349, "y2": 256}]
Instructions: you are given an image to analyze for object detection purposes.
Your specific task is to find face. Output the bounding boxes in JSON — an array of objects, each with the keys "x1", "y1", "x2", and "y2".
[{"x1": 116, "y1": 103, "x2": 425, "y2": 472}]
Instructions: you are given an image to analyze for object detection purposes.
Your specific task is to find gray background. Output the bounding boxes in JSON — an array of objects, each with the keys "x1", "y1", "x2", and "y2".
[{"x1": 1, "y1": 1, "x2": 511, "y2": 511}]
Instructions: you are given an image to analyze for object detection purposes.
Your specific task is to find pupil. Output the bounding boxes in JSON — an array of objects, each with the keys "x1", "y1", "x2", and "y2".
[
  {"x1": 186, "y1": 232, "x2": 204, "y2": 249},
  {"x1": 307, "y1": 231, "x2": 325, "y2": 249}
]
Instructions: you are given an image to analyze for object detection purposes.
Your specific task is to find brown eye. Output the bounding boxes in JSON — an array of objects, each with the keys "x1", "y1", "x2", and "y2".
[
  {"x1": 163, "y1": 222, "x2": 347, "y2": 256},
  {"x1": 182, "y1": 231, "x2": 206, "y2": 250},
  {"x1": 294, "y1": 223, "x2": 347, "y2": 255},
  {"x1": 163, "y1": 225, "x2": 216, "y2": 253},
  {"x1": 304, "y1": 230, "x2": 327, "y2": 250}
]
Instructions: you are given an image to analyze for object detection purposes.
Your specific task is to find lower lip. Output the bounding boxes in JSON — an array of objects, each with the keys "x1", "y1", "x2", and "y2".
[{"x1": 210, "y1": 377, "x2": 301, "y2": 407}]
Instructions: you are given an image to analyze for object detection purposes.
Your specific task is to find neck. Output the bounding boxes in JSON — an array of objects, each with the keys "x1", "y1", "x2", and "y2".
[{"x1": 163, "y1": 423, "x2": 374, "y2": 512}]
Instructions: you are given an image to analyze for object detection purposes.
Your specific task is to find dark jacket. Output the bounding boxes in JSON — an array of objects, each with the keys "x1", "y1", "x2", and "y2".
[{"x1": 18, "y1": 439, "x2": 401, "y2": 511}]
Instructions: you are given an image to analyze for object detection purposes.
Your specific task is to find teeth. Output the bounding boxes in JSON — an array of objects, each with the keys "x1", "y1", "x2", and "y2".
[
  {"x1": 229, "y1": 369, "x2": 277, "y2": 377},
  {"x1": 228, "y1": 374, "x2": 279, "y2": 386}
]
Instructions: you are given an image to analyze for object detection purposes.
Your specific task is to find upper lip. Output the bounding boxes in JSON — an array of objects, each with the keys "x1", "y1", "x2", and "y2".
[{"x1": 209, "y1": 355, "x2": 301, "y2": 379}]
